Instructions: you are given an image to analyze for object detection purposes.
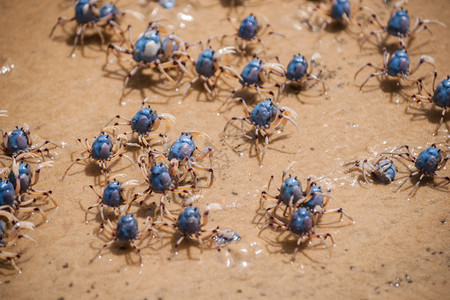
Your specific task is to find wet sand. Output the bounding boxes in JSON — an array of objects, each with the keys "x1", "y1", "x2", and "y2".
[{"x1": 0, "y1": 0, "x2": 449, "y2": 299}]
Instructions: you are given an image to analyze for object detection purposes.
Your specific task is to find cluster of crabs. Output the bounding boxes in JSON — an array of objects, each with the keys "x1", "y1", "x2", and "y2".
[
  {"x1": 49, "y1": 0, "x2": 449, "y2": 263},
  {"x1": 296, "y1": 0, "x2": 450, "y2": 199},
  {"x1": 49, "y1": 1, "x2": 315, "y2": 160},
  {"x1": 60, "y1": 96, "x2": 243, "y2": 265},
  {"x1": 327, "y1": 0, "x2": 450, "y2": 198},
  {"x1": 2, "y1": 0, "x2": 449, "y2": 271},
  {"x1": 0, "y1": 122, "x2": 60, "y2": 272},
  {"x1": 46, "y1": 0, "x2": 327, "y2": 263},
  {"x1": 257, "y1": 161, "x2": 354, "y2": 261},
  {"x1": 0, "y1": 104, "x2": 238, "y2": 270}
]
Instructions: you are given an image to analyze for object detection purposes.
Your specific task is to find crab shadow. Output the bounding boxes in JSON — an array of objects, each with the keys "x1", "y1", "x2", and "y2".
[
  {"x1": 218, "y1": 0, "x2": 256, "y2": 7},
  {"x1": 324, "y1": 22, "x2": 348, "y2": 34},
  {"x1": 360, "y1": 34, "x2": 432, "y2": 55},
  {"x1": 228, "y1": 89, "x2": 261, "y2": 105},
  {"x1": 102, "y1": 63, "x2": 181, "y2": 103},
  {"x1": 395, "y1": 174, "x2": 449, "y2": 195},
  {"x1": 66, "y1": 31, "x2": 114, "y2": 51},
  {"x1": 89, "y1": 224, "x2": 165, "y2": 266},
  {"x1": 259, "y1": 227, "x2": 330, "y2": 263},
  {"x1": 64, "y1": 153, "x2": 132, "y2": 186},
  {"x1": 281, "y1": 83, "x2": 326, "y2": 104},
  {"x1": 179, "y1": 79, "x2": 225, "y2": 103},
  {"x1": 51, "y1": 23, "x2": 116, "y2": 58},
  {"x1": 359, "y1": 77, "x2": 413, "y2": 104},
  {"x1": 88, "y1": 239, "x2": 142, "y2": 266},
  {"x1": 155, "y1": 226, "x2": 213, "y2": 260},
  {"x1": 0, "y1": 245, "x2": 34, "y2": 275},
  {"x1": 223, "y1": 123, "x2": 295, "y2": 164},
  {"x1": 227, "y1": 45, "x2": 263, "y2": 66},
  {"x1": 405, "y1": 105, "x2": 449, "y2": 133},
  {"x1": 134, "y1": 201, "x2": 158, "y2": 219}
]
